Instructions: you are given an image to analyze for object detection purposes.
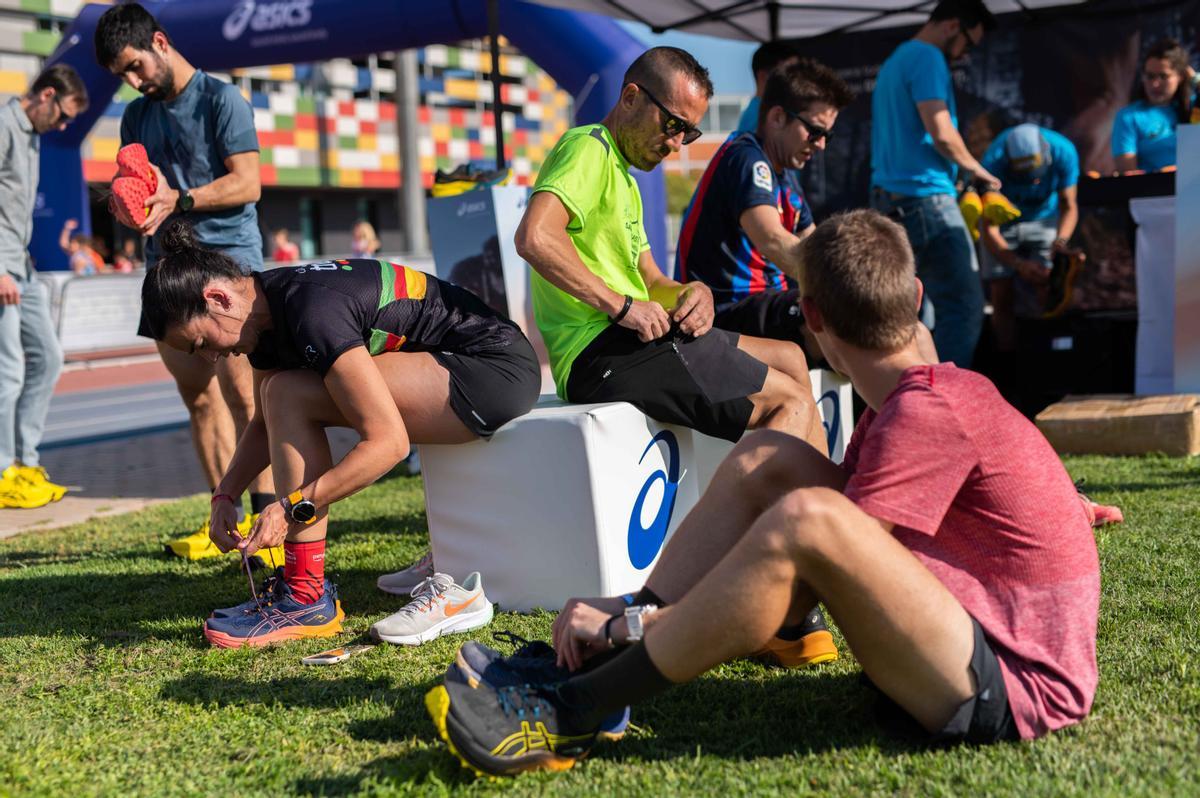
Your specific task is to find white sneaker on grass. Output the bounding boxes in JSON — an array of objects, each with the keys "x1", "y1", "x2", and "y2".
[
  {"x1": 377, "y1": 549, "x2": 435, "y2": 595},
  {"x1": 370, "y1": 571, "x2": 494, "y2": 646}
]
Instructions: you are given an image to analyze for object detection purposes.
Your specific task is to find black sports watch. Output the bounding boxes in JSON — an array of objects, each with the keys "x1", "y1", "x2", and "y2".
[
  {"x1": 176, "y1": 188, "x2": 194, "y2": 213},
  {"x1": 282, "y1": 490, "x2": 317, "y2": 525}
]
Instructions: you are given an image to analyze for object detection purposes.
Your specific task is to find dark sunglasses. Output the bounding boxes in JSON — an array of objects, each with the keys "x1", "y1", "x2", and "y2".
[
  {"x1": 53, "y1": 94, "x2": 76, "y2": 126},
  {"x1": 635, "y1": 83, "x2": 703, "y2": 145},
  {"x1": 784, "y1": 109, "x2": 831, "y2": 144}
]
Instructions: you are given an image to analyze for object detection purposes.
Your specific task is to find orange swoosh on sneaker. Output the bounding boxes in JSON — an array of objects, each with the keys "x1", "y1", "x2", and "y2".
[{"x1": 444, "y1": 593, "x2": 480, "y2": 616}]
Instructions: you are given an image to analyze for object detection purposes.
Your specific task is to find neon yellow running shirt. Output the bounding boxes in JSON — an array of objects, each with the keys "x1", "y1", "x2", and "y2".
[{"x1": 530, "y1": 124, "x2": 651, "y2": 395}]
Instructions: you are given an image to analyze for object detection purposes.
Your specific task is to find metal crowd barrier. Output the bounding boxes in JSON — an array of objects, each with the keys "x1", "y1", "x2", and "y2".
[
  {"x1": 44, "y1": 252, "x2": 439, "y2": 358},
  {"x1": 49, "y1": 272, "x2": 147, "y2": 355}
]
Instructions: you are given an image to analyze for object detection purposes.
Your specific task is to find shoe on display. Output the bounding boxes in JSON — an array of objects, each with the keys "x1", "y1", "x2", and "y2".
[
  {"x1": 203, "y1": 577, "x2": 343, "y2": 648},
  {"x1": 451, "y1": 632, "x2": 629, "y2": 741},
  {"x1": 370, "y1": 572, "x2": 493, "y2": 646},
  {"x1": 13, "y1": 465, "x2": 67, "y2": 502},
  {"x1": 981, "y1": 190, "x2": 1021, "y2": 225},
  {"x1": 751, "y1": 607, "x2": 840, "y2": 668},
  {"x1": 425, "y1": 678, "x2": 598, "y2": 777},
  {"x1": 959, "y1": 189, "x2": 982, "y2": 240},
  {"x1": 1043, "y1": 248, "x2": 1085, "y2": 319},
  {"x1": 0, "y1": 465, "x2": 55, "y2": 509},
  {"x1": 376, "y1": 548, "x2": 435, "y2": 594}
]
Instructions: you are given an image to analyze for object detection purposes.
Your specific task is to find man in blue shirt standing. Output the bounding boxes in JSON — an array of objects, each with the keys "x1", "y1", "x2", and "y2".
[
  {"x1": 978, "y1": 123, "x2": 1079, "y2": 344},
  {"x1": 95, "y1": 3, "x2": 276, "y2": 559},
  {"x1": 869, "y1": 0, "x2": 999, "y2": 367}
]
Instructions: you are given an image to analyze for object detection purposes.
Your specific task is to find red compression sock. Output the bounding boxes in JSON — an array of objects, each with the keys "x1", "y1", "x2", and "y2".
[{"x1": 284, "y1": 539, "x2": 326, "y2": 604}]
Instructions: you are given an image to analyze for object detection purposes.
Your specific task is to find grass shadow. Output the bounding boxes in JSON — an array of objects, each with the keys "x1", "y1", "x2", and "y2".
[{"x1": 0, "y1": 563, "x2": 425, "y2": 643}]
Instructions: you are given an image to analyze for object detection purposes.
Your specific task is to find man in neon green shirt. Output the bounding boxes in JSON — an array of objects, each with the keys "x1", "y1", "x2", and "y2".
[{"x1": 515, "y1": 46, "x2": 824, "y2": 448}]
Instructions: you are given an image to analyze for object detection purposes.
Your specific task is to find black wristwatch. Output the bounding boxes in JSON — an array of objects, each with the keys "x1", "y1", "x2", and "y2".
[
  {"x1": 281, "y1": 490, "x2": 317, "y2": 525},
  {"x1": 176, "y1": 189, "x2": 194, "y2": 214}
]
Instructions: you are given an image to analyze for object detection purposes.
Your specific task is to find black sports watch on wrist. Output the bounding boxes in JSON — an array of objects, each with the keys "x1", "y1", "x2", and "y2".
[
  {"x1": 176, "y1": 189, "x2": 194, "y2": 214},
  {"x1": 281, "y1": 490, "x2": 317, "y2": 525}
]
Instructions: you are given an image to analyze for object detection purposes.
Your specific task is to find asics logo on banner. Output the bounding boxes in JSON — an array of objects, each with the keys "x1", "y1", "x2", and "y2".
[
  {"x1": 627, "y1": 431, "x2": 680, "y2": 570},
  {"x1": 457, "y1": 200, "x2": 488, "y2": 217},
  {"x1": 222, "y1": 0, "x2": 313, "y2": 41},
  {"x1": 818, "y1": 389, "x2": 840, "y2": 454}
]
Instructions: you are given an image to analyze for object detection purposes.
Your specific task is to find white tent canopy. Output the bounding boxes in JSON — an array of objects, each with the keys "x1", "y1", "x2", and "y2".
[{"x1": 528, "y1": 1, "x2": 1087, "y2": 41}]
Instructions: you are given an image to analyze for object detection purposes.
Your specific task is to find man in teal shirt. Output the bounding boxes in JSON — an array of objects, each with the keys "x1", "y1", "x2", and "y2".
[
  {"x1": 516, "y1": 46, "x2": 825, "y2": 449},
  {"x1": 869, "y1": 0, "x2": 999, "y2": 367},
  {"x1": 978, "y1": 123, "x2": 1080, "y2": 341}
]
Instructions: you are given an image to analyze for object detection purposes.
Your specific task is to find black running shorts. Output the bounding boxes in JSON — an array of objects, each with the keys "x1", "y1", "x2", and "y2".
[
  {"x1": 565, "y1": 325, "x2": 768, "y2": 442},
  {"x1": 714, "y1": 289, "x2": 826, "y2": 365},
  {"x1": 867, "y1": 616, "x2": 1019, "y2": 745},
  {"x1": 433, "y1": 336, "x2": 540, "y2": 438}
]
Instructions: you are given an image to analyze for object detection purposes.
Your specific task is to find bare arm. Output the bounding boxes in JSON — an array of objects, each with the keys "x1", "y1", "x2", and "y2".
[
  {"x1": 142, "y1": 151, "x2": 263, "y2": 236},
  {"x1": 917, "y1": 100, "x2": 1000, "y2": 190},
  {"x1": 740, "y1": 204, "x2": 814, "y2": 283},
  {"x1": 298, "y1": 346, "x2": 411, "y2": 510},
  {"x1": 1054, "y1": 185, "x2": 1079, "y2": 246},
  {"x1": 59, "y1": 219, "x2": 77, "y2": 254},
  {"x1": 515, "y1": 191, "x2": 672, "y2": 342},
  {"x1": 515, "y1": 191, "x2": 626, "y2": 316}
]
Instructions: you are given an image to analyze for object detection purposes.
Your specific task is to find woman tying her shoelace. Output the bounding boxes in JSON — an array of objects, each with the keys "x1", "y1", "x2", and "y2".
[{"x1": 141, "y1": 219, "x2": 540, "y2": 648}]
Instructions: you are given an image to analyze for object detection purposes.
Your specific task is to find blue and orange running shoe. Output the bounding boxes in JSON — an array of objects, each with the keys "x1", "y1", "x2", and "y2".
[
  {"x1": 451, "y1": 631, "x2": 630, "y2": 741},
  {"x1": 209, "y1": 567, "x2": 283, "y2": 620},
  {"x1": 203, "y1": 578, "x2": 344, "y2": 649}
]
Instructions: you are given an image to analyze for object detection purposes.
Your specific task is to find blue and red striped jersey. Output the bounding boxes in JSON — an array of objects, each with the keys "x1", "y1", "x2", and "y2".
[{"x1": 674, "y1": 132, "x2": 813, "y2": 307}]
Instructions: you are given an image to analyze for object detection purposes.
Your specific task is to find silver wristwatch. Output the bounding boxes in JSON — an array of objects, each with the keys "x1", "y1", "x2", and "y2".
[{"x1": 623, "y1": 604, "x2": 657, "y2": 642}]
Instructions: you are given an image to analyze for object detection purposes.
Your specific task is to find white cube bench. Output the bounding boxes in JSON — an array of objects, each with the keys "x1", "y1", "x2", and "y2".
[{"x1": 421, "y1": 369, "x2": 853, "y2": 611}]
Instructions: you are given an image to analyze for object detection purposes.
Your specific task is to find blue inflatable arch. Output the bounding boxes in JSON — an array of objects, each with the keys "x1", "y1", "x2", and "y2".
[{"x1": 34, "y1": 0, "x2": 667, "y2": 270}]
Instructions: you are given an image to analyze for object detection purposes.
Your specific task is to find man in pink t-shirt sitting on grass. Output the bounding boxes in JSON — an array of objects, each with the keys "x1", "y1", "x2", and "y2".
[{"x1": 426, "y1": 209, "x2": 1104, "y2": 777}]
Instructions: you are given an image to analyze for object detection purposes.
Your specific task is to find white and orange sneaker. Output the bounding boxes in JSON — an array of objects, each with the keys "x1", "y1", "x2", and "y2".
[{"x1": 370, "y1": 572, "x2": 493, "y2": 646}]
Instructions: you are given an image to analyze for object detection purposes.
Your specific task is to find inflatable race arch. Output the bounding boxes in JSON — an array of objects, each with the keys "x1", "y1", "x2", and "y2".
[{"x1": 34, "y1": 0, "x2": 667, "y2": 269}]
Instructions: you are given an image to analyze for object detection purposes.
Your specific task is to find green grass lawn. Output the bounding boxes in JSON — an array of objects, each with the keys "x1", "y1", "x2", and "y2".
[{"x1": 1, "y1": 456, "x2": 1198, "y2": 797}]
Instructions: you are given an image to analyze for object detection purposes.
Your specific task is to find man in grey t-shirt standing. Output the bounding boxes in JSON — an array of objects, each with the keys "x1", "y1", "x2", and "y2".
[
  {"x1": 0, "y1": 64, "x2": 88, "y2": 508},
  {"x1": 95, "y1": 3, "x2": 275, "y2": 559}
]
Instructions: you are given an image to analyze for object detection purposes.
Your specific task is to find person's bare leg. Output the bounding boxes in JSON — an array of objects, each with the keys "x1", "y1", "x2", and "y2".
[
  {"x1": 216, "y1": 354, "x2": 274, "y2": 497},
  {"x1": 646, "y1": 430, "x2": 845, "y2": 603},
  {"x1": 260, "y1": 352, "x2": 475, "y2": 543},
  {"x1": 158, "y1": 342, "x2": 235, "y2": 489},
  {"x1": 644, "y1": 487, "x2": 977, "y2": 732},
  {"x1": 737, "y1": 335, "x2": 827, "y2": 452}
]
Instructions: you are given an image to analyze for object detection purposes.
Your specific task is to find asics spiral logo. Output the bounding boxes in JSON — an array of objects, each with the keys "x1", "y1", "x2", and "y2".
[
  {"x1": 222, "y1": 0, "x2": 313, "y2": 41},
  {"x1": 817, "y1": 389, "x2": 839, "y2": 454},
  {"x1": 627, "y1": 431, "x2": 680, "y2": 570}
]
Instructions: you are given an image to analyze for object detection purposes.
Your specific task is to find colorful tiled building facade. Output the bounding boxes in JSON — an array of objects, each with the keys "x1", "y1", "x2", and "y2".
[{"x1": 0, "y1": 1, "x2": 574, "y2": 256}]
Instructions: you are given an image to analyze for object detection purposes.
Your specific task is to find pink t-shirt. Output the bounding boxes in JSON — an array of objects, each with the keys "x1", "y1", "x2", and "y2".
[{"x1": 842, "y1": 363, "x2": 1099, "y2": 739}]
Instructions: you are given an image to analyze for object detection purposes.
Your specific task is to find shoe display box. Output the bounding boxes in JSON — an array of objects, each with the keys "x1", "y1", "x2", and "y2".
[{"x1": 420, "y1": 370, "x2": 853, "y2": 612}]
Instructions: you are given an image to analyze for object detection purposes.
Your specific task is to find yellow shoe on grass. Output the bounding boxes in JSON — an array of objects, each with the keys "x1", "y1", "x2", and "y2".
[{"x1": 164, "y1": 512, "x2": 282, "y2": 567}]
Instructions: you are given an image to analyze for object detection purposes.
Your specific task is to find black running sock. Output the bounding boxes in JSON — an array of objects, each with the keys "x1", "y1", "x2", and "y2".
[
  {"x1": 556, "y1": 642, "x2": 674, "y2": 729},
  {"x1": 249, "y1": 492, "x2": 274, "y2": 514},
  {"x1": 775, "y1": 606, "x2": 826, "y2": 641},
  {"x1": 633, "y1": 586, "x2": 667, "y2": 607}
]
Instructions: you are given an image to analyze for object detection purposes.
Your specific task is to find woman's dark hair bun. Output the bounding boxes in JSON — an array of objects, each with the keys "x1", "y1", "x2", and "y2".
[{"x1": 160, "y1": 218, "x2": 199, "y2": 255}]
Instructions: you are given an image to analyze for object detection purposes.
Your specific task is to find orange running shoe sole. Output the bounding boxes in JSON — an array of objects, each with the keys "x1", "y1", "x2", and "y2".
[
  {"x1": 203, "y1": 601, "x2": 345, "y2": 649},
  {"x1": 752, "y1": 629, "x2": 839, "y2": 668}
]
